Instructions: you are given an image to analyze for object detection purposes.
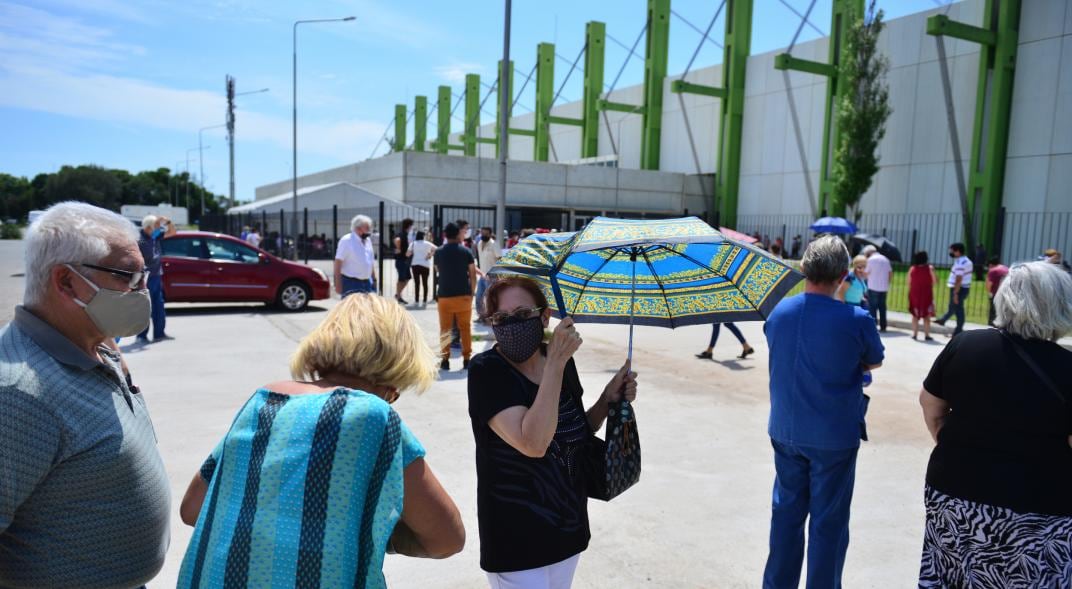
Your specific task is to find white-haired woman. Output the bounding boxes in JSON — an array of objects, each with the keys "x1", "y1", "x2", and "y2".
[
  {"x1": 918, "y1": 261, "x2": 1072, "y2": 587},
  {"x1": 178, "y1": 294, "x2": 464, "y2": 588},
  {"x1": 334, "y1": 214, "x2": 377, "y2": 296}
]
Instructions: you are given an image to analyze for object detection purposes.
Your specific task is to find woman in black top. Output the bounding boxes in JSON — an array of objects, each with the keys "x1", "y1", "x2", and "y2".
[
  {"x1": 393, "y1": 218, "x2": 414, "y2": 304},
  {"x1": 467, "y1": 276, "x2": 637, "y2": 588},
  {"x1": 918, "y1": 261, "x2": 1072, "y2": 587}
]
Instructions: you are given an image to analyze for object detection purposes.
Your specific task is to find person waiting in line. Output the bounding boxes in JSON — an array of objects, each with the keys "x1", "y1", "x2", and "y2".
[
  {"x1": 1043, "y1": 248, "x2": 1072, "y2": 276},
  {"x1": 177, "y1": 294, "x2": 465, "y2": 588},
  {"x1": 837, "y1": 254, "x2": 869, "y2": 307},
  {"x1": 762, "y1": 235, "x2": 884, "y2": 589},
  {"x1": 862, "y1": 245, "x2": 892, "y2": 332},
  {"x1": 407, "y1": 230, "x2": 436, "y2": 305},
  {"x1": 135, "y1": 213, "x2": 177, "y2": 343},
  {"x1": 245, "y1": 226, "x2": 261, "y2": 248},
  {"x1": 695, "y1": 322, "x2": 754, "y2": 360},
  {"x1": 435, "y1": 223, "x2": 477, "y2": 371},
  {"x1": 474, "y1": 226, "x2": 502, "y2": 322},
  {"x1": 934, "y1": 242, "x2": 973, "y2": 335},
  {"x1": 467, "y1": 276, "x2": 637, "y2": 588},
  {"x1": 918, "y1": 262, "x2": 1072, "y2": 587},
  {"x1": 334, "y1": 214, "x2": 377, "y2": 297},
  {"x1": 907, "y1": 250, "x2": 937, "y2": 341},
  {"x1": 393, "y1": 218, "x2": 414, "y2": 304},
  {"x1": 985, "y1": 256, "x2": 1009, "y2": 326},
  {"x1": 506, "y1": 230, "x2": 520, "y2": 249}
]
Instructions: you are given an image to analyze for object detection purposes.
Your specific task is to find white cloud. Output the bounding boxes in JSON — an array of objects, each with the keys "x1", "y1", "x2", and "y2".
[
  {"x1": 0, "y1": 63, "x2": 386, "y2": 162},
  {"x1": 29, "y1": 0, "x2": 154, "y2": 24},
  {"x1": 434, "y1": 62, "x2": 485, "y2": 84},
  {"x1": 0, "y1": 2, "x2": 145, "y2": 71}
]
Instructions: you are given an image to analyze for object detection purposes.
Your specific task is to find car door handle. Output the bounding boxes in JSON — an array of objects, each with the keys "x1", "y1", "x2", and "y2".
[{"x1": 217, "y1": 267, "x2": 224, "y2": 272}]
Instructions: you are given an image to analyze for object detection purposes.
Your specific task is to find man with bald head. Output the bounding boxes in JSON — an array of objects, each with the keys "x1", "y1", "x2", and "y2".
[{"x1": 0, "y1": 202, "x2": 170, "y2": 588}]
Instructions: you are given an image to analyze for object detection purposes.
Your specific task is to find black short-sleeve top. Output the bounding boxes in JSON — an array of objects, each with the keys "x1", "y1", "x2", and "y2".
[
  {"x1": 466, "y1": 348, "x2": 591, "y2": 573},
  {"x1": 923, "y1": 329, "x2": 1072, "y2": 516}
]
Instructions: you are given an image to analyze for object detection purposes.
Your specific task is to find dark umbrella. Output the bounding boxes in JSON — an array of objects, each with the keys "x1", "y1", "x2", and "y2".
[{"x1": 851, "y1": 233, "x2": 902, "y2": 262}]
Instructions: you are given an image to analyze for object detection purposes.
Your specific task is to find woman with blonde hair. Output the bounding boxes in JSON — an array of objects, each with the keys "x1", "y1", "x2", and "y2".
[{"x1": 177, "y1": 294, "x2": 464, "y2": 588}]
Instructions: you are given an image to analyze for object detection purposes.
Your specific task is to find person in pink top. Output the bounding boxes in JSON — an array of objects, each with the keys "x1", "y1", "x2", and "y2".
[
  {"x1": 863, "y1": 245, "x2": 893, "y2": 332},
  {"x1": 908, "y1": 250, "x2": 938, "y2": 341},
  {"x1": 985, "y1": 257, "x2": 1009, "y2": 326}
]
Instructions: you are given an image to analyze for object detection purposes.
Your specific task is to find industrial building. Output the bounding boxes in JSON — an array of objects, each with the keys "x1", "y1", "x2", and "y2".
[{"x1": 245, "y1": 0, "x2": 1070, "y2": 262}]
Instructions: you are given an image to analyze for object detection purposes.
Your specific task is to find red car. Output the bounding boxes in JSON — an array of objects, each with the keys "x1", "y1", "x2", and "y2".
[{"x1": 160, "y1": 231, "x2": 331, "y2": 311}]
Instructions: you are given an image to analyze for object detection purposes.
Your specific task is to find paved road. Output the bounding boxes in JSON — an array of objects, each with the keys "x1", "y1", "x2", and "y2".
[{"x1": 1, "y1": 238, "x2": 958, "y2": 587}]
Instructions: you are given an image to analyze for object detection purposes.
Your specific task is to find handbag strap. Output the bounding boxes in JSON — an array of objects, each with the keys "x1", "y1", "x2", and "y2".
[{"x1": 1000, "y1": 330, "x2": 1067, "y2": 405}]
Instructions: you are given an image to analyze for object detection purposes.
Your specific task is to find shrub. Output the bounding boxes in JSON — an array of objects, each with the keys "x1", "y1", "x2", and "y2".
[{"x1": 0, "y1": 223, "x2": 22, "y2": 240}]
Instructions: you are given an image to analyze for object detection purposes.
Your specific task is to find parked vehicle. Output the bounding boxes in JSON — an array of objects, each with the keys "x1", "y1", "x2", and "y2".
[{"x1": 160, "y1": 231, "x2": 330, "y2": 311}]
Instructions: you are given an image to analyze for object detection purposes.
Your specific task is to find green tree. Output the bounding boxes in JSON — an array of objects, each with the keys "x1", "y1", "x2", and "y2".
[
  {"x1": 831, "y1": 1, "x2": 891, "y2": 220},
  {"x1": 41, "y1": 165, "x2": 124, "y2": 211},
  {"x1": 0, "y1": 173, "x2": 33, "y2": 221}
]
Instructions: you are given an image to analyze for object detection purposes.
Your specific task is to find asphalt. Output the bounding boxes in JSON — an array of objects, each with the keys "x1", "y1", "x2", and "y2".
[{"x1": 0, "y1": 238, "x2": 1044, "y2": 587}]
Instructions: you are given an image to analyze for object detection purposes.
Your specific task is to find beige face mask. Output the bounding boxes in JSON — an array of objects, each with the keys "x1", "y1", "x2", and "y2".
[{"x1": 66, "y1": 265, "x2": 152, "y2": 338}]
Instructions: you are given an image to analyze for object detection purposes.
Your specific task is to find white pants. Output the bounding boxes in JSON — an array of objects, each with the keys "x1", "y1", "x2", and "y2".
[{"x1": 486, "y1": 554, "x2": 581, "y2": 589}]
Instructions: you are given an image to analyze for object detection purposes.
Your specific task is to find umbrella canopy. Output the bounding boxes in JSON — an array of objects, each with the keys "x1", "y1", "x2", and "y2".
[
  {"x1": 851, "y1": 233, "x2": 903, "y2": 262},
  {"x1": 489, "y1": 217, "x2": 803, "y2": 329},
  {"x1": 718, "y1": 226, "x2": 759, "y2": 244},
  {"x1": 810, "y1": 216, "x2": 858, "y2": 234}
]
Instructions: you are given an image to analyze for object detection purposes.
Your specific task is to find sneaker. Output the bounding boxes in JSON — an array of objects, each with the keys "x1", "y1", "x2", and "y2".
[
  {"x1": 462, "y1": 359, "x2": 470, "y2": 370},
  {"x1": 440, "y1": 359, "x2": 450, "y2": 371},
  {"x1": 934, "y1": 318, "x2": 946, "y2": 327},
  {"x1": 396, "y1": 295, "x2": 409, "y2": 304},
  {"x1": 153, "y1": 334, "x2": 174, "y2": 342}
]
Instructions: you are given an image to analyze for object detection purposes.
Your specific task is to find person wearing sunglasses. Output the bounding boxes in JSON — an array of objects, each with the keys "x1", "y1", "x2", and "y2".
[
  {"x1": 135, "y1": 214, "x2": 176, "y2": 343},
  {"x1": 0, "y1": 202, "x2": 170, "y2": 589},
  {"x1": 467, "y1": 276, "x2": 637, "y2": 588}
]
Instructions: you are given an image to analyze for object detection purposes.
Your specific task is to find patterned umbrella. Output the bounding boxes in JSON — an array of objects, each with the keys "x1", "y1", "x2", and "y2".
[{"x1": 489, "y1": 216, "x2": 803, "y2": 358}]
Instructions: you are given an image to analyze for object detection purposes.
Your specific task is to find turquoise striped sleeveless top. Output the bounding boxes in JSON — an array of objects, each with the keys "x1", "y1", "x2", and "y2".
[{"x1": 177, "y1": 387, "x2": 424, "y2": 588}]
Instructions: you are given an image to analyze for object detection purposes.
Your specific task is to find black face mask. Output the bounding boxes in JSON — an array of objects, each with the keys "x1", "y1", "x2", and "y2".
[
  {"x1": 948, "y1": 251, "x2": 955, "y2": 258},
  {"x1": 359, "y1": 232, "x2": 370, "y2": 241},
  {"x1": 493, "y1": 316, "x2": 544, "y2": 363}
]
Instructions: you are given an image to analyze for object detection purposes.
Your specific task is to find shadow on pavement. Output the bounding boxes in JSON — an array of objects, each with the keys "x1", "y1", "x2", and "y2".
[
  {"x1": 710, "y1": 358, "x2": 756, "y2": 372},
  {"x1": 164, "y1": 304, "x2": 329, "y2": 317}
]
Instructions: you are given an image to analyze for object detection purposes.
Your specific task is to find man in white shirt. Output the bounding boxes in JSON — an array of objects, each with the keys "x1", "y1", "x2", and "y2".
[
  {"x1": 935, "y1": 242, "x2": 973, "y2": 335},
  {"x1": 474, "y1": 226, "x2": 502, "y2": 320},
  {"x1": 334, "y1": 214, "x2": 377, "y2": 297},
  {"x1": 245, "y1": 227, "x2": 261, "y2": 248},
  {"x1": 862, "y1": 245, "x2": 892, "y2": 332}
]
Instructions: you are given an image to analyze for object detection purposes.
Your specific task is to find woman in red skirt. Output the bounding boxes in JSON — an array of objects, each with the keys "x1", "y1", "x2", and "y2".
[{"x1": 908, "y1": 250, "x2": 937, "y2": 340}]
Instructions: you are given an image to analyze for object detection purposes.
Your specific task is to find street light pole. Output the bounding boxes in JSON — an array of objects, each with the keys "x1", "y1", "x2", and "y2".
[
  {"x1": 199, "y1": 124, "x2": 226, "y2": 219},
  {"x1": 495, "y1": 0, "x2": 512, "y2": 243},
  {"x1": 226, "y1": 84, "x2": 269, "y2": 210},
  {"x1": 293, "y1": 16, "x2": 355, "y2": 260},
  {"x1": 185, "y1": 148, "x2": 201, "y2": 214}
]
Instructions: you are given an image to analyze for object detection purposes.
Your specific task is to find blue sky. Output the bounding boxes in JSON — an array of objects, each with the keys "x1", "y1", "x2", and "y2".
[{"x1": 0, "y1": 0, "x2": 949, "y2": 204}]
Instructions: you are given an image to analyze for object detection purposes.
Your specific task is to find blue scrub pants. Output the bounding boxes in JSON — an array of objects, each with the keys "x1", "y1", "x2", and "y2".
[
  {"x1": 137, "y1": 274, "x2": 166, "y2": 340},
  {"x1": 763, "y1": 439, "x2": 858, "y2": 589}
]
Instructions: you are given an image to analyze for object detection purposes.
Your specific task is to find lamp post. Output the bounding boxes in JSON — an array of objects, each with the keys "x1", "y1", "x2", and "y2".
[
  {"x1": 185, "y1": 147, "x2": 203, "y2": 213},
  {"x1": 199, "y1": 124, "x2": 226, "y2": 219},
  {"x1": 293, "y1": 16, "x2": 356, "y2": 259},
  {"x1": 495, "y1": 0, "x2": 512, "y2": 243}
]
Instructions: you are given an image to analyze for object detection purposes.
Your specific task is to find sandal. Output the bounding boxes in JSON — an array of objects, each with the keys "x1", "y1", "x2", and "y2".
[
  {"x1": 695, "y1": 350, "x2": 713, "y2": 359},
  {"x1": 738, "y1": 346, "x2": 755, "y2": 359}
]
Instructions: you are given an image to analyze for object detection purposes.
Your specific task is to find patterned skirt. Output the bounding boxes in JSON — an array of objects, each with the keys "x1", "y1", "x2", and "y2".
[{"x1": 919, "y1": 486, "x2": 1072, "y2": 588}]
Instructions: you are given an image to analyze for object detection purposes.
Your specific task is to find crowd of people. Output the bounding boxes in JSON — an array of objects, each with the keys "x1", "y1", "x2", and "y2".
[{"x1": 2, "y1": 202, "x2": 1070, "y2": 588}]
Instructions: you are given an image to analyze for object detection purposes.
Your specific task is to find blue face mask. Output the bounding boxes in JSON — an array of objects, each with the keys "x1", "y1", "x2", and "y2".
[{"x1": 151, "y1": 227, "x2": 164, "y2": 239}]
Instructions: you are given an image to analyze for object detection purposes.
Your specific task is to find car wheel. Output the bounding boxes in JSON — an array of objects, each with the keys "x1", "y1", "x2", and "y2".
[{"x1": 276, "y1": 281, "x2": 310, "y2": 311}]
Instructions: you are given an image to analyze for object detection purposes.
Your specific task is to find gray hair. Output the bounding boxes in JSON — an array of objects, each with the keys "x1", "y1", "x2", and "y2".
[
  {"x1": 861, "y1": 245, "x2": 877, "y2": 256},
  {"x1": 994, "y1": 261, "x2": 1072, "y2": 342},
  {"x1": 141, "y1": 214, "x2": 158, "y2": 230},
  {"x1": 24, "y1": 202, "x2": 139, "y2": 306},
  {"x1": 801, "y1": 235, "x2": 850, "y2": 285},
  {"x1": 350, "y1": 214, "x2": 373, "y2": 232}
]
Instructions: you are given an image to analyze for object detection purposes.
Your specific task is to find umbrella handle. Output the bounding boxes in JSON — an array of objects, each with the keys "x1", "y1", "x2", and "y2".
[{"x1": 549, "y1": 272, "x2": 569, "y2": 320}]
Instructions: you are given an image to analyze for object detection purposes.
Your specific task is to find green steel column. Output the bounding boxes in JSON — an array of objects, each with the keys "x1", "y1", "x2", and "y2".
[
  {"x1": 414, "y1": 95, "x2": 427, "y2": 152},
  {"x1": 717, "y1": 0, "x2": 754, "y2": 228},
  {"x1": 534, "y1": 42, "x2": 555, "y2": 161},
  {"x1": 582, "y1": 21, "x2": 606, "y2": 158},
  {"x1": 464, "y1": 73, "x2": 480, "y2": 156},
  {"x1": 951, "y1": 1, "x2": 1020, "y2": 252},
  {"x1": 393, "y1": 104, "x2": 406, "y2": 152},
  {"x1": 640, "y1": 0, "x2": 670, "y2": 170},
  {"x1": 819, "y1": 0, "x2": 862, "y2": 215},
  {"x1": 496, "y1": 60, "x2": 514, "y2": 158},
  {"x1": 436, "y1": 85, "x2": 451, "y2": 154}
]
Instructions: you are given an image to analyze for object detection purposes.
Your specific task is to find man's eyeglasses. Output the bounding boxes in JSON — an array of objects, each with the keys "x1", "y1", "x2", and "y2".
[
  {"x1": 80, "y1": 263, "x2": 149, "y2": 289},
  {"x1": 487, "y1": 306, "x2": 544, "y2": 326}
]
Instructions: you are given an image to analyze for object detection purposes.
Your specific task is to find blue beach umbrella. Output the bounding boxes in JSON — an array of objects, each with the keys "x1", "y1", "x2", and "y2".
[
  {"x1": 809, "y1": 216, "x2": 858, "y2": 234},
  {"x1": 489, "y1": 216, "x2": 803, "y2": 359}
]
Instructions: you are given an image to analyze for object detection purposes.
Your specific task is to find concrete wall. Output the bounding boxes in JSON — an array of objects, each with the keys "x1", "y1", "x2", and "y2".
[{"x1": 451, "y1": 0, "x2": 1070, "y2": 216}]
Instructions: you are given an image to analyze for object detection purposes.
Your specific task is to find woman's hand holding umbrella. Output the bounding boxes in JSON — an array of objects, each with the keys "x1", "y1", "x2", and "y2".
[
  {"x1": 602, "y1": 360, "x2": 638, "y2": 403},
  {"x1": 547, "y1": 317, "x2": 583, "y2": 367}
]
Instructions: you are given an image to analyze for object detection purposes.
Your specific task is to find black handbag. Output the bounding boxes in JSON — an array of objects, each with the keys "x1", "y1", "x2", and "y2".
[{"x1": 584, "y1": 399, "x2": 641, "y2": 501}]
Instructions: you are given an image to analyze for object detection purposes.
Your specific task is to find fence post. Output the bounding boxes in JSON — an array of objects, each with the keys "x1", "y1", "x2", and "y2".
[
  {"x1": 332, "y1": 205, "x2": 338, "y2": 258},
  {"x1": 994, "y1": 207, "x2": 1006, "y2": 260},
  {"x1": 303, "y1": 207, "x2": 309, "y2": 264},
  {"x1": 910, "y1": 229, "x2": 918, "y2": 260},
  {"x1": 432, "y1": 205, "x2": 440, "y2": 301},
  {"x1": 378, "y1": 201, "x2": 385, "y2": 296},
  {"x1": 261, "y1": 210, "x2": 267, "y2": 242},
  {"x1": 278, "y1": 209, "x2": 285, "y2": 256}
]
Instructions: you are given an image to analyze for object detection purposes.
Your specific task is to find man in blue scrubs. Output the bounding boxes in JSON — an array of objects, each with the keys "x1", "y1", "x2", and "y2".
[{"x1": 762, "y1": 235, "x2": 885, "y2": 588}]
